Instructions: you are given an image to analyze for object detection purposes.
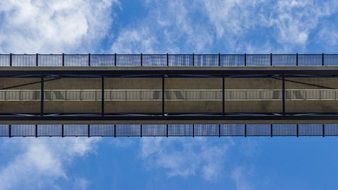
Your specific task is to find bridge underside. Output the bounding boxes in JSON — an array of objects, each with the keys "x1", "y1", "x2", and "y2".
[{"x1": 0, "y1": 66, "x2": 338, "y2": 126}]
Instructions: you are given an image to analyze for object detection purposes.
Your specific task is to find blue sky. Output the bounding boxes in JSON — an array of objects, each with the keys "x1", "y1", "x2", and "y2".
[{"x1": 1, "y1": 0, "x2": 338, "y2": 189}]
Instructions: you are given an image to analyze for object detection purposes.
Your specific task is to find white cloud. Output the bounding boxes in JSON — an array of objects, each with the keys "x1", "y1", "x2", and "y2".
[
  {"x1": 111, "y1": 0, "x2": 213, "y2": 53},
  {"x1": 140, "y1": 138, "x2": 230, "y2": 181},
  {"x1": 0, "y1": 0, "x2": 118, "y2": 53},
  {"x1": 231, "y1": 167, "x2": 253, "y2": 190},
  {"x1": 112, "y1": 0, "x2": 338, "y2": 54},
  {"x1": 0, "y1": 0, "x2": 116, "y2": 189},
  {"x1": 0, "y1": 138, "x2": 98, "y2": 190}
]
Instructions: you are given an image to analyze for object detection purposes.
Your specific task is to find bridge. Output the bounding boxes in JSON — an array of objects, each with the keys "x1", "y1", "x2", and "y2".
[{"x1": 1, "y1": 53, "x2": 338, "y2": 137}]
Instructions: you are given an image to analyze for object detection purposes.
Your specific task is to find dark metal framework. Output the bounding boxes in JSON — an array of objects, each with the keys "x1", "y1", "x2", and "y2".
[{"x1": 1, "y1": 54, "x2": 338, "y2": 127}]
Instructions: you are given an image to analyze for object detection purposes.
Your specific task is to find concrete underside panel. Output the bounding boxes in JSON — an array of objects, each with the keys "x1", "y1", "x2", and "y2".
[{"x1": 1, "y1": 77, "x2": 338, "y2": 114}]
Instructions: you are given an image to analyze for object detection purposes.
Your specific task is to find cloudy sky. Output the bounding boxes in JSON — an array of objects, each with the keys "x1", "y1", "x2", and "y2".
[{"x1": 1, "y1": 0, "x2": 338, "y2": 189}]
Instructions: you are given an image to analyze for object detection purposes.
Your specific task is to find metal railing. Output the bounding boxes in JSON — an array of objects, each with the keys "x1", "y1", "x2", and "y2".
[
  {"x1": 1, "y1": 54, "x2": 338, "y2": 67},
  {"x1": 0, "y1": 124, "x2": 337, "y2": 137},
  {"x1": 1, "y1": 89, "x2": 337, "y2": 101}
]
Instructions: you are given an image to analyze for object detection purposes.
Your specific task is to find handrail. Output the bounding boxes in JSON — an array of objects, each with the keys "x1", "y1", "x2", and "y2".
[{"x1": 1, "y1": 54, "x2": 338, "y2": 67}]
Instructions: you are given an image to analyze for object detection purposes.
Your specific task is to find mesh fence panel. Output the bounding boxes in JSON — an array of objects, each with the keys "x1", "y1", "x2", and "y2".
[
  {"x1": 0, "y1": 54, "x2": 10, "y2": 66},
  {"x1": 38, "y1": 54, "x2": 63, "y2": 66},
  {"x1": 116, "y1": 124, "x2": 140, "y2": 137},
  {"x1": 142, "y1": 124, "x2": 167, "y2": 136},
  {"x1": 246, "y1": 124, "x2": 271, "y2": 136},
  {"x1": 323, "y1": 54, "x2": 338, "y2": 66},
  {"x1": 220, "y1": 54, "x2": 244, "y2": 66},
  {"x1": 272, "y1": 54, "x2": 297, "y2": 66},
  {"x1": 194, "y1": 124, "x2": 219, "y2": 136},
  {"x1": 64, "y1": 55, "x2": 89, "y2": 66},
  {"x1": 38, "y1": 124, "x2": 62, "y2": 136},
  {"x1": 64, "y1": 124, "x2": 88, "y2": 136},
  {"x1": 168, "y1": 54, "x2": 193, "y2": 66},
  {"x1": 12, "y1": 54, "x2": 36, "y2": 66},
  {"x1": 116, "y1": 54, "x2": 141, "y2": 66},
  {"x1": 0, "y1": 125, "x2": 9, "y2": 137},
  {"x1": 194, "y1": 54, "x2": 219, "y2": 66},
  {"x1": 298, "y1": 54, "x2": 322, "y2": 66},
  {"x1": 90, "y1": 54, "x2": 115, "y2": 66},
  {"x1": 324, "y1": 124, "x2": 338, "y2": 136},
  {"x1": 11, "y1": 125, "x2": 35, "y2": 137},
  {"x1": 246, "y1": 54, "x2": 270, "y2": 66},
  {"x1": 272, "y1": 124, "x2": 297, "y2": 136},
  {"x1": 142, "y1": 54, "x2": 166, "y2": 66},
  {"x1": 298, "y1": 124, "x2": 323, "y2": 136},
  {"x1": 168, "y1": 124, "x2": 193, "y2": 136},
  {"x1": 90, "y1": 124, "x2": 114, "y2": 136},
  {"x1": 220, "y1": 124, "x2": 245, "y2": 136}
]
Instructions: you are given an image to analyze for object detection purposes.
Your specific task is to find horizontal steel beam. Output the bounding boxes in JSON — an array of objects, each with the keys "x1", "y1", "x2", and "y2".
[
  {"x1": 0, "y1": 67, "x2": 338, "y2": 78},
  {"x1": 0, "y1": 113, "x2": 338, "y2": 122}
]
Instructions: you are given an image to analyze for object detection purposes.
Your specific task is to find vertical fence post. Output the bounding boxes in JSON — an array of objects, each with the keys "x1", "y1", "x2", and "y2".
[
  {"x1": 244, "y1": 53, "x2": 247, "y2": 66},
  {"x1": 114, "y1": 53, "x2": 117, "y2": 66},
  {"x1": 270, "y1": 53, "x2": 272, "y2": 66},
  {"x1": 140, "y1": 124, "x2": 143, "y2": 137},
  {"x1": 282, "y1": 74, "x2": 285, "y2": 115},
  {"x1": 62, "y1": 53, "x2": 65, "y2": 66},
  {"x1": 101, "y1": 76, "x2": 105, "y2": 116},
  {"x1": 296, "y1": 124, "x2": 299, "y2": 137},
  {"x1": 322, "y1": 124, "x2": 325, "y2": 137},
  {"x1": 40, "y1": 77, "x2": 44, "y2": 116},
  {"x1": 296, "y1": 53, "x2": 298, "y2": 66},
  {"x1": 218, "y1": 53, "x2": 221, "y2": 66},
  {"x1": 244, "y1": 124, "x2": 247, "y2": 137},
  {"x1": 35, "y1": 124, "x2": 38, "y2": 138},
  {"x1": 61, "y1": 124, "x2": 64, "y2": 137},
  {"x1": 9, "y1": 53, "x2": 12, "y2": 66},
  {"x1": 88, "y1": 124, "x2": 90, "y2": 137},
  {"x1": 192, "y1": 53, "x2": 195, "y2": 66},
  {"x1": 114, "y1": 124, "x2": 116, "y2": 137},
  {"x1": 192, "y1": 124, "x2": 195, "y2": 138},
  {"x1": 8, "y1": 124, "x2": 11, "y2": 138},
  {"x1": 270, "y1": 124, "x2": 273, "y2": 137},
  {"x1": 88, "y1": 53, "x2": 91, "y2": 66},
  {"x1": 166, "y1": 53, "x2": 169, "y2": 67},
  {"x1": 166, "y1": 124, "x2": 169, "y2": 137},
  {"x1": 140, "y1": 53, "x2": 143, "y2": 66},
  {"x1": 36, "y1": 53, "x2": 39, "y2": 66},
  {"x1": 322, "y1": 53, "x2": 324, "y2": 66}
]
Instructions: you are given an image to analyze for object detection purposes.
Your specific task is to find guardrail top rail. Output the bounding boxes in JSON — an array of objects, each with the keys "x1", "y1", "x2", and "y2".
[{"x1": 1, "y1": 54, "x2": 338, "y2": 67}]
